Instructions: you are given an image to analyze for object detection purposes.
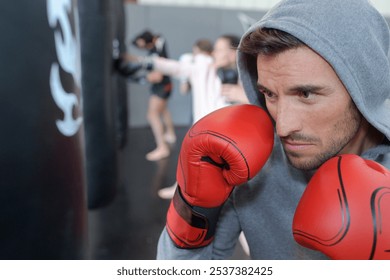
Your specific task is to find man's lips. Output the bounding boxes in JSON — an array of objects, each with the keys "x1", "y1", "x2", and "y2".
[{"x1": 282, "y1": 139, "x2": 314, "y2": 151}]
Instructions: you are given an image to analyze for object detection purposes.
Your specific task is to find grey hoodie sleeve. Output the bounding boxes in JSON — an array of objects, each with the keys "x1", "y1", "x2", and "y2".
[{"x1": 156, "y1": 228, "x2": 214, "y2": 259}]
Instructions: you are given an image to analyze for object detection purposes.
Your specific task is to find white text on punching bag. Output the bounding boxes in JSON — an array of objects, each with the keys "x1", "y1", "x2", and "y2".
[{"x1": 47, "y1": 0, "x2": 82, "y2": 136}]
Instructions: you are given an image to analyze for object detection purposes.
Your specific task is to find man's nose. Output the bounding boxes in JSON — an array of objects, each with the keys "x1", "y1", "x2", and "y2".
[{"x1": 274, "y1": 100, "x2": 301, "y2": 138}]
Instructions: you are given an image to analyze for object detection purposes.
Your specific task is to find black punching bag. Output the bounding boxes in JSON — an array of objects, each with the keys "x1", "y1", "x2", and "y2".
[
  {"x1": 0, "y1": 0, "x2": 87, "y2": 259},
  {"x1": 111, "y1": 0, "x2": 129, "y2": 150},
  {"x1": 78, "y1": 0, "x2": 120, "y2": 209}
]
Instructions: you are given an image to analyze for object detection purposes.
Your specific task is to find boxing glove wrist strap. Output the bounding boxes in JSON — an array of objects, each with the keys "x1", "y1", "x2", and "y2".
[{"x1": 166, "y1": 186, "x2": 222, "y2": 248}]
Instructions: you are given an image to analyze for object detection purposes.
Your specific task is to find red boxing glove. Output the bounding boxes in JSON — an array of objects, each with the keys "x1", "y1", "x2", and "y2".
[
  {"x1": 166, "y1": 104, "x2": 274, "y2": 248},
  {"x1": 293, "y1": 154, "x2": 390, "y2": 259}
]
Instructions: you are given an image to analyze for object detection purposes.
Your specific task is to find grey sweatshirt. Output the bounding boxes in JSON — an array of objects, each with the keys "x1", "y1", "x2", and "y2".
[{"x1": 157, "y1": 0, "x2": 390, "y2": 259}]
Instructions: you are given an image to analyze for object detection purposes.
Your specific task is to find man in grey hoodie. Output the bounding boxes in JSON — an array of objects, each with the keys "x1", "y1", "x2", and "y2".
[{"x1": 157, "y1": 0, "x2": 390, "y2": 259}]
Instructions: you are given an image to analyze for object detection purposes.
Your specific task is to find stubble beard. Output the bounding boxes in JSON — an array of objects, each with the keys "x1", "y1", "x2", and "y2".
[{"x1": 284, "y1": 101, "x2": 362, "y2": 171}]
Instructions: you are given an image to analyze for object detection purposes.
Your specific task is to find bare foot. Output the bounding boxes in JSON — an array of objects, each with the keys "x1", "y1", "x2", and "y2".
[
  {"x1": 164, "y1": 133, "x2": 177, "y2": 144},
  {"x1": 145, "y1": 147, "x2": 170, "y2": 161},
  {"x1": 157, "y1": 182, "x2": 177, "y2": 199}
]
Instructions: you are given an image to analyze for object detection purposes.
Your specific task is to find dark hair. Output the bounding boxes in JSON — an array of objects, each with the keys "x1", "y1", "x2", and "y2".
[
  {"x1": 220, "y1": 34, "x2": 241, "y2": 49},
  {"x1": 132, "y1": 30, "x2": 155, "y2": 46},
  {"x1": 194, "y1": 39, "x2": 213, "y2": 54},
  {"x1": 239, "y1": 28, "x2": 304, "y2": 56}
]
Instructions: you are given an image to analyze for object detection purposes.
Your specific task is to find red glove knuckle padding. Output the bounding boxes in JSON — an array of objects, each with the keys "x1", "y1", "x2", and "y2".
[
  {"x1": 293, "y1": 154, "x2": 390, "y2": 259},
  {"x1": 167, "y1": 104, "x2": 274, "y2": 248}
]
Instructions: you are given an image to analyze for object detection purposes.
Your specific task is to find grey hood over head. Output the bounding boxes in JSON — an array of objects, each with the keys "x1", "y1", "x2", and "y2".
[{"x1": 238, "y1": 0, "x2": 390, "y2": 141}]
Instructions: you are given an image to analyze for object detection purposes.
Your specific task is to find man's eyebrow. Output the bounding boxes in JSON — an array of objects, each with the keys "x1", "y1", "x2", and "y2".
[
  {"x1": 287, "y1": 84, "x2": 327, "y2": 93},
  {"x1": 257, "y1": 83, "x2": 329, "y2": 95},
  {"x1": 256, "y1": 83, "x2": 274, "y2": 94}
]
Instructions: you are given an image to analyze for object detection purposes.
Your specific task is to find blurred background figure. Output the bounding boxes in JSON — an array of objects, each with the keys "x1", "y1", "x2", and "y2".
[
  {"x1": 175, "y1": 39, "x2": 214, "y2": 97},
  {"x1": 142, "y1": 34, "x2": 249, "y2": 199},
  {"x1": 131, "y1": 30, "x2": 176, "y2": 161}
]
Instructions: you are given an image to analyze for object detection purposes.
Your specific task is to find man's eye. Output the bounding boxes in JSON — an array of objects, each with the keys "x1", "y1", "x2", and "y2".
[
  {"x1": 259, "y1": 89, "x2": 274, "y2": 98},
  {"x1": 300, "y1": 91, "x2": 311, "y2": 98}
]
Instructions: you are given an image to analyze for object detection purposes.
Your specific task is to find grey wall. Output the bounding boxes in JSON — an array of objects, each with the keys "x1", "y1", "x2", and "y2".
[{"x1": 124, "y1": 3, "x2": 266, "y2": 127}]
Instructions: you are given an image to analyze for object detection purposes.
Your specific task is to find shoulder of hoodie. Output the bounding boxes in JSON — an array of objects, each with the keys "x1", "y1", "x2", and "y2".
[{"x1": 361, "y1": 140, "x2": 390, "y2": 169}]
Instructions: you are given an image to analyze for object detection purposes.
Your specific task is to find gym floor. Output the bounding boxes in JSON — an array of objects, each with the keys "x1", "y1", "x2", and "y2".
[{"x1": 87, "y1": 126, "x2": 249, "y2": 260}]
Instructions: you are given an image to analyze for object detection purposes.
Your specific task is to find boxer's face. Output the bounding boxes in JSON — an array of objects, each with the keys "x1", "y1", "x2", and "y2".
[
  {"x1": 213, "y1": 38, "x2": 235, "y2": 69},
  {"x1": 257, "y1": 46, "x2": 362, "y2": 170},
  {"x1": 135, "y1": 38, "x2": 153, "y2": 50}
]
